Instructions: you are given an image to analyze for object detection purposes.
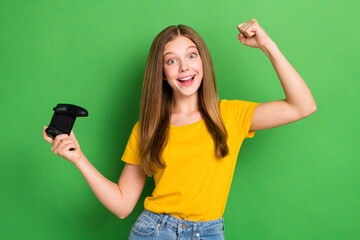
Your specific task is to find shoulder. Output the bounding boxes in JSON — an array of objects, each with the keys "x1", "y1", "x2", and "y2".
[
  {"x1": 220, "y1": 99, "x2": 254, "y2": 109},
  {"x1": 220, "y1": 99, "x2": 260, "y2": 117},
  {"x1": 128, "y1": 121, "x2": 140, "y2": 139}
]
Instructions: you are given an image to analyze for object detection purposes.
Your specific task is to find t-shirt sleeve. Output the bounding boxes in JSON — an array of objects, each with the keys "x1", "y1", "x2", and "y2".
[
  {"x1": 121, "y1": 121, "x2": 142, "y2": 165},
  {"x1": 221, "y1": 99, "x2": 260, "y2": 139}
]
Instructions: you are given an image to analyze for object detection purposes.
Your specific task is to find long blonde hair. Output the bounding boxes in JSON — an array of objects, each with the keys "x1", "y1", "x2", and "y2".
[{"x1": 139, "y1": 24, "x2": 229, "y2": 177}]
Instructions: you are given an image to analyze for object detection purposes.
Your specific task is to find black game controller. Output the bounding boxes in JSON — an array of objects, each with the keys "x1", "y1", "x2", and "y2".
[{"x1": 45, "y1": 104, "x2": 88, "y2": 150}]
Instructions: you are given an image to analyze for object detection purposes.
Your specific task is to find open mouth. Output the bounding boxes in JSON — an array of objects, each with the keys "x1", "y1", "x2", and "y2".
[{"x1": 177, "y1": 75, "x2": 195, "y2": 85}]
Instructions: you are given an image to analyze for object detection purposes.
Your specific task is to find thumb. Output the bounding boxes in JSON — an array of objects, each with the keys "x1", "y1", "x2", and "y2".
[
  {"x1": 237, "y1": 33, "x2": 246, "y2": 43},
  {"x1": 69, "y1": 130, "x2": 80, "y2": 149}
]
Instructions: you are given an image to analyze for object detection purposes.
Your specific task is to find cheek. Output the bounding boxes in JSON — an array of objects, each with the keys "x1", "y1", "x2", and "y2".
[
  {"x1": 164, "y1": 65, "x2": 177, "y2": 78},
  {"x1": 163, "y1": 65, "x2": 169, "y2": 77},
  {"x1": 195, "y1": 59, "x2": 203, "y2": 73}
]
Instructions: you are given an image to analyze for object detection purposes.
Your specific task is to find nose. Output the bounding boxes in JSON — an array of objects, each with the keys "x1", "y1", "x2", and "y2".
[{"x1": 179, "y1": 59, "x2": 189, "y2": 72}]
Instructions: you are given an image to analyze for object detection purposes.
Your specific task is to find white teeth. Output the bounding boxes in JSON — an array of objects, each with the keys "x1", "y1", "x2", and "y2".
[{"x1": 178, "y1": 75, "x2": 194, "y2": 81}]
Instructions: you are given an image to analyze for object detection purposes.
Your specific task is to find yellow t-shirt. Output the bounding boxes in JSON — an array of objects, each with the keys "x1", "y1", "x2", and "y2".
[{"x1": 121, "y1": 99, "x2": 260, "y2": 221}]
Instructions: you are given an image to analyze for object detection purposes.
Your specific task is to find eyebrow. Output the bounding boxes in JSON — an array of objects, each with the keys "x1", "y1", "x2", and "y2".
[{"x1": 163, "y1": 46, "x2": 198, "y2": 57}]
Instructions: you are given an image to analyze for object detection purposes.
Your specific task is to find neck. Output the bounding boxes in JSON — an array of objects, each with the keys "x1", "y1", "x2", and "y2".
[{"x1": 171, "y1": 94, "x2": 199, "y2": 114}]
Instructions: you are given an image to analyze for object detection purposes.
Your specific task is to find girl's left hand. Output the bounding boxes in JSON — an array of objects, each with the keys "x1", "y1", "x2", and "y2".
[{"x1": 237, "y1": 18, "x2": 273, "y2": 49}]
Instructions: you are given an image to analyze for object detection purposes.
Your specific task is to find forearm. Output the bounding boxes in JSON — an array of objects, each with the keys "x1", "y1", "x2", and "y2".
[
  {"x1": 261, "y1": 41, "x2": 317, "y2": 115},
  {"x1": 73, "y1": 155, "x2": 126, "y2": 219}
]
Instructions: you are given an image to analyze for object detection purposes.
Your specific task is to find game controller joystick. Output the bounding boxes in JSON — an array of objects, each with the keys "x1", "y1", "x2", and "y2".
[{"x1": 45, "y1": 104, "x2": 88, "y2": 150}]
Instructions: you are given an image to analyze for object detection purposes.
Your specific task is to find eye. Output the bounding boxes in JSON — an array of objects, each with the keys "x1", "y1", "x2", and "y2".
[
  {"x1": 189, "y1": 53, "x2": 196, "y2": 58},
  {"x1": 167, "y1": 59, "x2": 176, "y2": 64}
]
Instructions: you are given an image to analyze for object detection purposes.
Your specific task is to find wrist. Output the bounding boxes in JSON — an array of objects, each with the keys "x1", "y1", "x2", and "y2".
[
  {"x1": 260, "y1": 40, "x2": 278, "y2": 58},
  {"x1": 73, "y1": 153, "x2": 88, "y2": 168}
]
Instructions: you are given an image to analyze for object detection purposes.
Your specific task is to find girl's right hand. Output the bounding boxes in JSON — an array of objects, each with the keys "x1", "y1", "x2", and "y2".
[{"x1": 43, "y1": 125, "x2": 85, "y2": 164}]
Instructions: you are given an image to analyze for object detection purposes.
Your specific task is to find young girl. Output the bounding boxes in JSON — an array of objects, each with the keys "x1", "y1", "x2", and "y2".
[{"x1": 43, "y1": 18, "x2": 316, "y2": 239}]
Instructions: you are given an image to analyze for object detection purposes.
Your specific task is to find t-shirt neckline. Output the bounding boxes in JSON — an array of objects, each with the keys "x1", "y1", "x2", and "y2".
[{"x1": 170, "y1": 118, "x2": 204, "y2": 129}]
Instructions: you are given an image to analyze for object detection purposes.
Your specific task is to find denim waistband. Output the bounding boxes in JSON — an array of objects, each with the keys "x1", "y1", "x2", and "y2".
[{"x1": 141, "y1": 209, "x2": 224, "y2": 234}]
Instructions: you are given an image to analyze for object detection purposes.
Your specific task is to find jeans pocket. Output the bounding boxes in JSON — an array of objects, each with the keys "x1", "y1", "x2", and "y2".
[{"x1": 131, "y1": 213, "x2": 159, "y2": 237}]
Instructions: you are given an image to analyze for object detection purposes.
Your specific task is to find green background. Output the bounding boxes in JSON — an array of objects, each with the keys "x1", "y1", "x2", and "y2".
[{"x1": 1, "y1": 0, "x2": 359, "y2": 239}]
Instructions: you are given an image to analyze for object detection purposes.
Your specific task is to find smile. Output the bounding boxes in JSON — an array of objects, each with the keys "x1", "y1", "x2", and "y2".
[{"x1": 177, "y1": 75, "x2": 195, "y2": 86}]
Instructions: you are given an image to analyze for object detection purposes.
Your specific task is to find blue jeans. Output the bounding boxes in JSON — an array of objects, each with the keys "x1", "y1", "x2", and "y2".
[{"x1": 128, "y1": 209, "x2": 225, "y2": 240}]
